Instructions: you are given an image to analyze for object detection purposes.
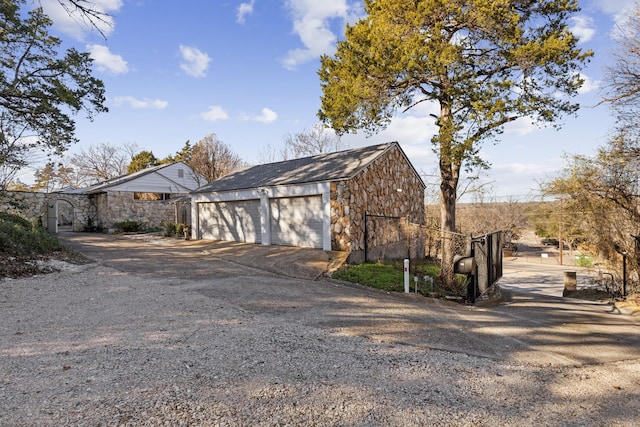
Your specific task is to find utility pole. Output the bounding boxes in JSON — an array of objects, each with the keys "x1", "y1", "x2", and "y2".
[{"x1": 558, "y1": 198, "x2": 563, "y2": 266}]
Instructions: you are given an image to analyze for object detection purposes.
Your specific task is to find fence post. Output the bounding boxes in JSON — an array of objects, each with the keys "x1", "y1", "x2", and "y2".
[
  {"x1": 364, "y1": 212, "x2": 368, "y2": 262},
  {"x1": 404, "y1": 259, "x2": 410, "y2": 293}
]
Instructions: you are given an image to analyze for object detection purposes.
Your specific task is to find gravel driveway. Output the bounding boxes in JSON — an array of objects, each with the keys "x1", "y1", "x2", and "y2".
[{"x1": 1, "y1": 234, "x2": 639, "y2": 426}]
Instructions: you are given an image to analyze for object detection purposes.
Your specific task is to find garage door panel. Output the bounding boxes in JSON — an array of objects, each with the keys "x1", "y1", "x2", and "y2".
[
  {"x1": 199, "y1": 200, "x2": 261, "y2": 244},
  {"x1": 270, "y1": 196, "x2": 322, "y2": 248}
]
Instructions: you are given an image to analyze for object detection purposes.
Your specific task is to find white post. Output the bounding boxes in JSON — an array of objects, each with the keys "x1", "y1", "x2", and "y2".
[{"x1": 404, "y1": 259, "x2": 410, "y2": 293}]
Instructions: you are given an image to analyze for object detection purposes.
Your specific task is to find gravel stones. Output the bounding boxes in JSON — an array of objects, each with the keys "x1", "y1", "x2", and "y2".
[{"x1": 2, "y1": 263, "x2": 639, "y2": 426}]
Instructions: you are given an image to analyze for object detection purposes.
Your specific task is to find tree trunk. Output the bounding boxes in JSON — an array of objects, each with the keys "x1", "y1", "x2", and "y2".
[
  {"x1": 438, "y1": 99, "x2": 459, "y2": 288},
  {"x1": 440, "y1": 164, "x2": 458, "y2": 288}
]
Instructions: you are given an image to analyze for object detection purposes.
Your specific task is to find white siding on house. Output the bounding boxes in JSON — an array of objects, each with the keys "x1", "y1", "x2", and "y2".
[
  {"x1": 157, "y1": 163, "x2": 205, "y2": 190},
  {"x1": 107, "y1": 173, "x2": 178, "y2": 193},
  {"x1": 104, "y1": 163, "x2": 203, "y2": 193}
]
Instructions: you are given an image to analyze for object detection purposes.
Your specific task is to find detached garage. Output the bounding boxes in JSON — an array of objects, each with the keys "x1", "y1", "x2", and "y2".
[
  {"x1": 191, "y1": 142, "x2": 425, "y2": 256},
  {"x1": 199, "y1": 200, "x2": 261, "y2": 243}
]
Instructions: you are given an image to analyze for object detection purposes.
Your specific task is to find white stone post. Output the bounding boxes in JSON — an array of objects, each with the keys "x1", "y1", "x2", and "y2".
[{"x1": 404, "y1": 258, "x2": 410, "y2": 293}]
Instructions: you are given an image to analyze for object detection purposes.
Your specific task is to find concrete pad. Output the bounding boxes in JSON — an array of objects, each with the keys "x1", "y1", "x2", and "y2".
[{"x1": 60, "y1": 232, "x2": 345, "y2": 281}]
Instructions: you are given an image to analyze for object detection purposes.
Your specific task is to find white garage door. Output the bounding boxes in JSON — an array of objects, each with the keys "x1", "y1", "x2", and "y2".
[
  {"x1": 269, "y1": 196, "x2": 323, "y2": 248},
  {"x1": 199, "y1": 200, "x2": 261, "y2": 244}
]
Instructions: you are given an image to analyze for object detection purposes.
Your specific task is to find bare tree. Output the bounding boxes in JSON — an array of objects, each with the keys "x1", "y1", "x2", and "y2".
[
  {"x1": 69, "y1": 142, "x2": 137, "y2": 185},
  {"x1": 457, "y1": 199, "x2": 528, "y2": 242},
  {"x1": 189, "y1": 134, "x2": 245, "y2": 183},
  {"x1": 257, "y1": 143, "x2": 284, "y2": 164},
  {"x1": 45, "y1": 0, "x2": 113, "y2": 38},
  {"x1": 544, "y1": 131, "x2": 640, "y2": 274},
  {"x1": 282, "y1": 123, "x2": 344, "y2": 159},
  {"x1": 602, "y1": 2, "x2": 640, "y2": 121}
]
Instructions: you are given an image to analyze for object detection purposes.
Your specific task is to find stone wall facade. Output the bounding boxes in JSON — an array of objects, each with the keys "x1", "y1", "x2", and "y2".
[
  {"x1": 94, "y1": 191, "x2": 178, "y2": 232},
  {"x1": 1, "y1": 191, "x2": 92, "y2": 232},
  {"x1": 1, "y1": 190, "x2": 182, "y2": 233},
  {"x1": 330, "y1": 144, "x2": 425, "y2": 261}
]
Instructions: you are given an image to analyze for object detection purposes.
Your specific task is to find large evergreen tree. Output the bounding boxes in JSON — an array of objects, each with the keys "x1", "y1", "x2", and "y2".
[
  {"x1": 318, "y1": 0, "x2": 591, "y2": 281},
  {"x1": 127, "y1": 151, "x2": 159, "y2": 174},
  {"x1": 0, "y1": 0, "x2": 107, "y2": 189}
]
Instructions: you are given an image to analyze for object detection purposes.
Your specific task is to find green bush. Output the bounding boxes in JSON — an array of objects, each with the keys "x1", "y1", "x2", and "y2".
[
  {"x1": 575, "y1": 254, "x2": 594, "y2": 268},
  {"x1": 165, "y1": 222, "x2": 186, "y2": 237},
  {"x1": 0, "y1": 212, "x2": 61, "y2": 256},
  {"x1": 165, "y1": 222, "x2": 176, "y2": 236},
  {"x1": 113, "y1": 220, "x2": 143, "y2": 233}
]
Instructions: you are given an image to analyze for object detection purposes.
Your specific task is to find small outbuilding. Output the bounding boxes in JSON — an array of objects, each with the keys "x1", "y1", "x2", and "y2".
[{"x1": 191, "y1": 142, "x2": 425, "y2": 261}]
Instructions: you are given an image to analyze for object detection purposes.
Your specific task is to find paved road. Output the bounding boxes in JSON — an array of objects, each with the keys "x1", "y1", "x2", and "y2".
[
  {"x1": 60, "y1": 232, "x2": 640, "y2": 367},
  {"x1": 501, "y1": 259, "x2": 594, "y2": 298}
]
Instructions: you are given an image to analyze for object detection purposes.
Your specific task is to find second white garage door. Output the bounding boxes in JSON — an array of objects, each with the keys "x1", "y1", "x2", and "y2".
[
  {"x1": 199, "y1": 200, "x2": 261, "y2": 243},
  {"x1": 269, "y1": 196, "x2": 323, "y2": 248}
]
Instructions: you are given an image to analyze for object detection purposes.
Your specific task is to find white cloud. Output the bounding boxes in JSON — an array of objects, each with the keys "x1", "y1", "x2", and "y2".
[
  {"x1": 200, "y1": 106, "x2": 230, "y2": 122},
  {"x1": 112, "y1": 96, "x2": 168, "y2": 109},
  {"x1": 494, "y1": 162, "x2": 553, "y2": 175},
  {"x1": 39, "y1": 0, "x2": 122, "y2": 40},
  {"x1": 570, "y1": 15, "x2": 596, "y2": 43},
  {"x1": 341, "y1": 102, "x2": 439, "y2": 173},
  {"x1": 87, "y1": 44, "x2": 128, "y2": 74},
  {"x1": 577, "y1": 73, "x2": 600, "y2": 94},
  {"x1": 237, "y1": 0, "x2": 255, "y2": 24},
  {"x1": 592, "y1": 0, "x2": 634, "y2": 16},
  {"x1": 242, "y1": 108, "x2": 278, "y2": 123},
  {"x1": 179, "y1": 45, "x2": 211, "y2": 78},
  {"x1": 592, "y1": 0, "x2": 636, "y2": 38},
  {"x1": 503, "y1": 117, "x2": 538, "y2": 136},
  {"x1": 282, "y1": 0, "x2": 361, "y2": 70}
]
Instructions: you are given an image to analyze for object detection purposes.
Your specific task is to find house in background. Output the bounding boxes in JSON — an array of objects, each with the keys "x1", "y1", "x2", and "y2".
[
  {"x1": 191, "y1": 142, "x2": 426, "y2": 262},
  {"x1": 60, "y1": 162, "x2": 204, "y2": 232}
]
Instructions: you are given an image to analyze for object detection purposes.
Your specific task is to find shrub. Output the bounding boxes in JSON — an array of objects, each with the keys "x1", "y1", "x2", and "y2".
[
  {"x1": 0, "y1": 212, "x2": 61, "y2": 256},
  {"x1": 575, "y1": 254, "x2": 594, "y2": 268},
  {"x1": 165, "y1": 222, "x2": 177, "y2": 237},
  {"x1": 165, "y1": 222, "x2": 186, "y2": 238},
  {"x1": 113, "y1": 220, "x2": 143, "y2": 233}
]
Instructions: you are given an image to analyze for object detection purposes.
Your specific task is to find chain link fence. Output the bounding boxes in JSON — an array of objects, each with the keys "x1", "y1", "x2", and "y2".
[
  {"x1": 363, "y1": 215, "x2": 505, "y2": 299},
  {"x1": 363, "y1": 213, "x2": 468, "y2": 264}
]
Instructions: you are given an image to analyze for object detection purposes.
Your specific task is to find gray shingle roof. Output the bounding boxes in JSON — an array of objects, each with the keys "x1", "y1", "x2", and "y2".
[{"x1": 193, "y1": 142, "x2": 407, "y2": 193}]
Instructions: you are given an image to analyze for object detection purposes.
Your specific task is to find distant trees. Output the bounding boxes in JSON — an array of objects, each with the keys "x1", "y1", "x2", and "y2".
[
  {"x1": 544, "y1": 135, "x2": 639, "y2": 269},
  {"x1": 544, "y1": 2, "x2": 640, "y2": 278},
  {"x1": 26, "y1": 143, "x2": 133, "y2": 192},
  {"x1": 32, "y1": 162, "x2": 78, "y2": 192},
  {"x1": 282, "y1": 123, "x2": 344, "y2": 159},
  {"x1": 163, "y1": 141, "x2": 193, "y2": 164},
  {"x1": 23, "y1": 135, "x2": 245, "y2": 191},
  {"x1": 32, "y1": 163, "x2": 60, "y2": 194},
  {"x1": 127, "y1": 151, "x2": 159, "y2": 174},
  {"x1": 456, "y1": 199, "x2": 527, "y2": 243},
  {"x1": 189, "y1": 134, "x2": 245, "y2": 184},
  {"x1": 68, "y1": 143, "x2": 134, "y2": 185},
  {"x1": 259, "y1": 123, "x2": 344, "y2": 163}
]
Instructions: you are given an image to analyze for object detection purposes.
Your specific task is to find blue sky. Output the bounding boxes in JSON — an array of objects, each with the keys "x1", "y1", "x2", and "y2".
[{"x1": 27, "y1": 0, "x2": 635, "y2": 201}]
